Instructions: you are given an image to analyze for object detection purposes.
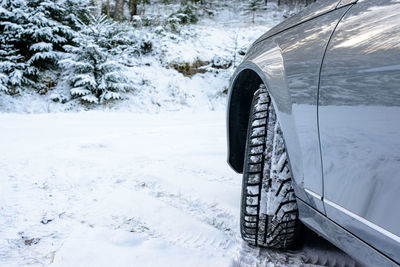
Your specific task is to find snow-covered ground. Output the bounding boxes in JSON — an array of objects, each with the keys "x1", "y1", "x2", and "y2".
[
  {"x1": 0, "y1": 110, "x2": 359, "y2": 267},
  {"x1": 0, "y1": 111, "x2": 252, "y2": 266}
]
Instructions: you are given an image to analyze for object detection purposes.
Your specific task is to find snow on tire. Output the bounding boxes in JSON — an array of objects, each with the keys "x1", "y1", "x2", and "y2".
[{"x1": 240, "y1": 84, "x2": 300, "y2": 249}]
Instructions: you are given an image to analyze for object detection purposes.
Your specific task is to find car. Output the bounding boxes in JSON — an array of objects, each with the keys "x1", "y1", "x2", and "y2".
[{"x1": 226, "y1": 0, "x2": 400, "y2": 266}]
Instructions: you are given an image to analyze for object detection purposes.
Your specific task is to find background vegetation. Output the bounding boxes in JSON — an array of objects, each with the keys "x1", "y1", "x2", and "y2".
[{"x1": 0, "y1": 0, "x2": 317, "y2": 108}]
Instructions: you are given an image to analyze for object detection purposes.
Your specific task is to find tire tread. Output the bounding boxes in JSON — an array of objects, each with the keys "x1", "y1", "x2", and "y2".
[{"x1": 240, "y1": 84, "x2": 300, "y2": 249}]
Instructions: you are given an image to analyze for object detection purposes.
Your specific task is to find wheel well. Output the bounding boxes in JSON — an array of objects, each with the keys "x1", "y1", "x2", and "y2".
[{"x1": 228, "y1": 69, "x2": 263, "y2": 173}]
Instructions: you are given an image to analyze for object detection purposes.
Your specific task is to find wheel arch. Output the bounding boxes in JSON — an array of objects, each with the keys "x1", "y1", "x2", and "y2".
[
  {"x1": 227, "y1": 67, "x2": 263, "y2": 173},
  {"x1": 227, "y1": 54, "x2": 295, "y2": 176}
]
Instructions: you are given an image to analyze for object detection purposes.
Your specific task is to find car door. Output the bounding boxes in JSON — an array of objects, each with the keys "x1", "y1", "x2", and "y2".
[{"x1": 318, "y1": 0, "x2": 400, "y2": 263}]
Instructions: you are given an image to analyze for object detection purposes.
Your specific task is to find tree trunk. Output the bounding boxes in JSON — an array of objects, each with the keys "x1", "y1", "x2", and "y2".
[
  {"x1": 94, "y1": 0, "x2": 102, "y2": 17},
  {"x1": 114, "y1": 0, "x2": 124, "y2": 21},
  {"x1": 106, "y1": 0, "x2": 110, "y2": 18},
  {"x1": 129, "y1": 0, "x2": 138, "y2": 20}
]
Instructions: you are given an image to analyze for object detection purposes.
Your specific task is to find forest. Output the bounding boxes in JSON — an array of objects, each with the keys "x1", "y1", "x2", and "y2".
[{"x1": 0, "y1": 0, "x2": 316, "y2": 112}]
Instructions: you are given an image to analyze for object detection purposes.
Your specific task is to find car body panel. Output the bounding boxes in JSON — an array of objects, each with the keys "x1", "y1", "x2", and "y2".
[
  {"x1": 319, "y1": 0, "x2": 400, "y2": 263},
  {"x1": 337, "y1": 0, "x2": 358, "y2": 8},
  {"x1": 298, "y1": 198, "x2": 398, "y2": 267},
  {"x1": 252, "y1": 0, "x2": 340, "y2": 46}
]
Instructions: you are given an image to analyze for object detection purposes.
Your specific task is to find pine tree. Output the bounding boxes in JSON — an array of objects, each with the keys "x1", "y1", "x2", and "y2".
[
  {"x1": 245, "y1": 0, "x2": 266, "y2": 24},
  {"x1": 0, "y1": 0, "x2": 28, "y2": 94},
  {"x1": 59, "y1": 0, "x2": 92, "y2": 29},
  {"x1": 21, "y1": 0, "x2": 83, "y2": 92},
  {"x1": 0, "y1": 0, "x2": 92, "y2": 94},
  {"x1": 60, "y1": 16, "x2": 131, "y2": 104},
  {"x1": 0, "y1": 43, "x2": 26, "y2": 94}
]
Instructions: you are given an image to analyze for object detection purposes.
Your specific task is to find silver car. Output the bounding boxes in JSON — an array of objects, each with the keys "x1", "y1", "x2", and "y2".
[{"x1": 226, "y1": 0, "x2": 400, "y2": 266}]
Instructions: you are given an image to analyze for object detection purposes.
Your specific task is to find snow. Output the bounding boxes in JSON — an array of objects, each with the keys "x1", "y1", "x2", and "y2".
[
  {"x1": 0, "y1": 111, "x2": 239, "y2": 266},
  {"x1": 0, "y1": 110, "x2": 360, "y2": 267}
]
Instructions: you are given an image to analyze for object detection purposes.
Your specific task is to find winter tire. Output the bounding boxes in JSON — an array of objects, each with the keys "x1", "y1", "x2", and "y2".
[{"x1": 240, "y1": 84, "x2": 300, "y2": 249}]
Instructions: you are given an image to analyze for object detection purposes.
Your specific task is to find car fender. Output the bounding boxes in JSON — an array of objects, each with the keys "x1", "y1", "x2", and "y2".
[{"x1": 227, "y1": 39, "x2": 307, "y2": 202}]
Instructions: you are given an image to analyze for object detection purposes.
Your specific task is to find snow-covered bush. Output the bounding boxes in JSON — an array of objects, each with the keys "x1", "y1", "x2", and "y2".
[
  {"x1": 174, "y1": 2, "x2": 199, "y2": 24},
  {"x1": 166, "y1": 2, "x2": 199, "y2": 32},
  {"x1": 61, "y1": 16, "x2": 132, "y2": 104},
  {"x1": 99, "y1": 22, "x2": 153, "y2": 60}
]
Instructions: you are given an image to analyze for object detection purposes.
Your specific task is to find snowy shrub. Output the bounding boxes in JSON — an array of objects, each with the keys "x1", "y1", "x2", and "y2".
[
  {"x1": 61, "y1": 16, "x2": 132, "y2": 104},
  {"x1": 166, "y1": 2, "x2": 198, "y2": 31},
  {"x1": 102, "y1": 22, "x2": 153, "y2": 59},
  {"x1": 175, "y1": 3, "x2": 199, "y2": 24}
]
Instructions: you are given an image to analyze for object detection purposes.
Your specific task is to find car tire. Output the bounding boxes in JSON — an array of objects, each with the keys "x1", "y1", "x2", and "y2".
[{"x1": 240, "y1": 84, "x2": 301, "y2": 249}]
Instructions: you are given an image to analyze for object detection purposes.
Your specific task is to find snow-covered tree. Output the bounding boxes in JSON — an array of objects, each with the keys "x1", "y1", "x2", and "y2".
[
  {"x1": 0, "y1": 0, "x2": 27, "y2": 94},
  {"x1": 61, "y1": 0, "x2": 93, "y2": 28},
  {"x1": 61, "y1": 16, "x2": 131, "y2": 104},
  {"x1": 0, "y1": 44, "x2": 26, "y2": 95},
  {"x1": 0, "y1": 0, "x2": 92, "y2": 94},
  {"x1": 245, "y1": 0, "x2": 266, "y2": 23},
  {"x1": 21, "y1": 0, "x2": 89, "y2": 92}
]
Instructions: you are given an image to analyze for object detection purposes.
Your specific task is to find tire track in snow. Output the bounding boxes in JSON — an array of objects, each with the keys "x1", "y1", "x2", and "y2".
[
  {"x1": 231, "y1": 229, "x2": 360, "y2": 267},
  {"x1": 175, "y1": 166, "x2": 240, "y2": 186},
  {"x1": 111, "y1": 213, "x2": 232, "y2": 253},
  {"x1": 123, "y1": 176, "x2": 238, "y2": 252}
]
